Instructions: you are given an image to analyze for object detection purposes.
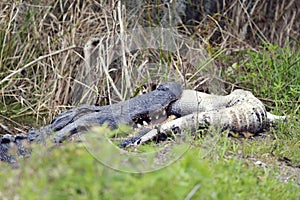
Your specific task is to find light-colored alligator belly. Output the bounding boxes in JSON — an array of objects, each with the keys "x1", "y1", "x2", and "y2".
[
  {"x1": 167, "y1": 89, "x2": 268, "y2": 133},
  {"x1": 123, "y1": 89, "x2": 286, "y2": 147}
]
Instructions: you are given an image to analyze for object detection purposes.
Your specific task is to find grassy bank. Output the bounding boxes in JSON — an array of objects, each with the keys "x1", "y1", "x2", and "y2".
[
  {"x1": 0, "y1": 139, "x2": 299, "y2": 199},
  {"x1": 0, "y1": 1, "x2": 299, "y2": 199},
  {"x1": 0, "y1": 44, "x2": 299, "y2": 199}
]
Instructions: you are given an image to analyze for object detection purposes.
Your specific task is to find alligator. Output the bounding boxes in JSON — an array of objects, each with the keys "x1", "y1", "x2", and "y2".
[
  {"x1": 120, "y1": 89, "x2": 286, "y2": 147},
  {"x1": 0, "y1": 82, "x2": 182, "y2": 164},
  {"x1": 0, "y1": 82, "x2": 286, "y2": 164}
]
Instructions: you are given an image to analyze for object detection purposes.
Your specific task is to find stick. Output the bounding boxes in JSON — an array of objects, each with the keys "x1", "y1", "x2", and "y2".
[{"x1": 0, "y1": 45, "x2": 76, "y2": 85}]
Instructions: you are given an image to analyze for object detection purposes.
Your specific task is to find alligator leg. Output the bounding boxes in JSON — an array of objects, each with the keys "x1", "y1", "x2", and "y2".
[{"x1": 267, "y1": 112, "x2": 286, "y2": 124}]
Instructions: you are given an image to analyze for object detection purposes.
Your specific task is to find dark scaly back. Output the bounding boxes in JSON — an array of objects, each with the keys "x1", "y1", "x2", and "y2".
[{"x1": 0, "y1": 82, "x2": 183, "y2": 163}]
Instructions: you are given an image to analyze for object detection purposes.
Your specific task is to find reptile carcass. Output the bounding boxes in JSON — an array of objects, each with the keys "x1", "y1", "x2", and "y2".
[
  {"x1": 0, "y1": 82, "x2": 286, "y2": 164},
  {"x1": 120, "y1": 89, "x2": 286, "y2": 147}
]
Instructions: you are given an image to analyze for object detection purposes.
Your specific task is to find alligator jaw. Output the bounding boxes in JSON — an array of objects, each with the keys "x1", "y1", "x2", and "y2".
[{"x1": 133, "y1": 109, "x2": 168, "y2": 128}]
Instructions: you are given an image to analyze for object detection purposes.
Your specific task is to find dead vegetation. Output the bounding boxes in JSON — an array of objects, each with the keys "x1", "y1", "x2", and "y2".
[
  {"x1": 0, "y1": 1, "x2": 299, "y2": 191},
  {"x1": 0, "y1": 0, "x2": 299, "y2": 132}
]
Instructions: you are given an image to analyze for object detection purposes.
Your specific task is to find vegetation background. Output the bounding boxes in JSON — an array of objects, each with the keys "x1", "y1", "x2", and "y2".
[{"x1": 0, "y1": 0, "x2": 299, "y2": 199}]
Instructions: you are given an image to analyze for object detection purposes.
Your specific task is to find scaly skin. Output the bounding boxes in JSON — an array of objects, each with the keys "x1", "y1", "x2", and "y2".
[
  {"x1": 0, "y1": 82, "x2": 182, "y2": 164},
  {"x1": 0, "y1": 83, "x2": 286, "y2": 163},
  {"x1": 121, "y1": 89, "x2": 286, "y2": 147}
]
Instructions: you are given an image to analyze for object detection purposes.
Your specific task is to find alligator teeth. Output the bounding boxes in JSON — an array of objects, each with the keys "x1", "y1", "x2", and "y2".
[
  {"x1": 155, "y1": 115, "x2": 159, "y2": 120},
  {"x1": 143, "y1": 121, "x2": 148, "y2": 126},
  {"x1": 137, "y1": 123, "x2": 142, "y2": 128},
  {"x1": 162, "y1": 110, "x2": 166, "y2": 116}
]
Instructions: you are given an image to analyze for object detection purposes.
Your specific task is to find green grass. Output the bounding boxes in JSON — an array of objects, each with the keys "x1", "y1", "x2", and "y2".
[
  {"x1": 0, "y1": 1, "x2": 299, "y2": 199},
  {"x1": 1, "y1": 39, "x2": 300, "y2": 200},
  {"x1": 221, "y1": 43, "x2": 300, "y2": 167},
  {"x1": 0, "y1": 142, "x2": 299, "y2": 200},
  {"x1": 224, "y1": 43, "x2": 300, "y2": 113}
]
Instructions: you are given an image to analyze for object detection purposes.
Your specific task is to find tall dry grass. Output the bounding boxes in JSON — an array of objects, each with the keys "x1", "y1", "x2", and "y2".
[
  {"x1": 0, "y1": 1, "x2": 115, "y2": 131},
  {"x1": 0, "y1": 0, "x2": 298, "y2": 134}
]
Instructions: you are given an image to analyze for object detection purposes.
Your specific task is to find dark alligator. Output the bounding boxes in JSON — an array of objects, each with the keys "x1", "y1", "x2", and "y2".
[
  {"x1": 0, "y1": 82, "x2": 286, "y2": 164},
  {"x1": 0, "y1": 82, "x2": 182, "y2": 164}
]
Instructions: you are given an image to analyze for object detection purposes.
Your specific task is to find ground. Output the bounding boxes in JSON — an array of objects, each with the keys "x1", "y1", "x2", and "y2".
[{"x1": 0, "y1": 1, "x2": 299, "y2": 199}]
